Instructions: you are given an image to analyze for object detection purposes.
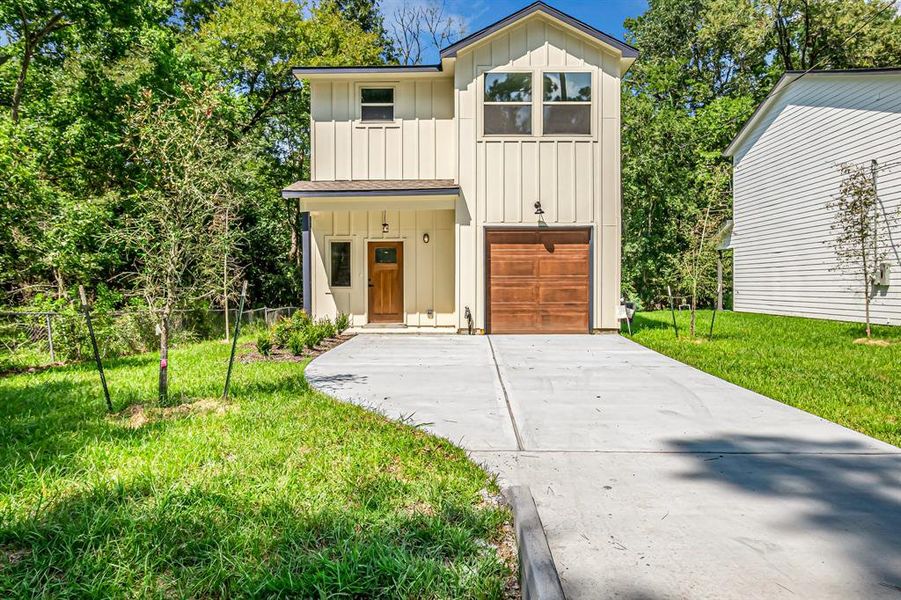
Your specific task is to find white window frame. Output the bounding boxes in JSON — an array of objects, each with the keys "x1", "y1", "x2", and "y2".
[
  {"x1": 359, "y1": 85, "x2": 396, "y2": 124},
  {"x1": 482, "y1": 70, "x2": 535, "y2": 137},
  {"x1": 328, "y1": 238, "x2": 354, "y2": 289},
  {"x1": 540, "y1": 70, "x2": 593, "y2": 137}
]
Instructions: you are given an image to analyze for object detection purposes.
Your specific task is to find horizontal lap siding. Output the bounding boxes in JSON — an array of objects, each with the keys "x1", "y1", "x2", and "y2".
[{"x1": 732, "y1": 74, "x2": 901, "y2": 325}]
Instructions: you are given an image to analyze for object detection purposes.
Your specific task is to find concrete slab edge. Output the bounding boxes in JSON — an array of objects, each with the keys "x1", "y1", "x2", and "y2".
[{"x1": 504, "y1": 485, "x2": 566, "y2": 600}]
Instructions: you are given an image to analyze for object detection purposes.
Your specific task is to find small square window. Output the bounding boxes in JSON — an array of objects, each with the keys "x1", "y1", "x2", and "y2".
[
  {"x1": 361, "y1": 88, "x2": 394, "y2": 122},
  {"x1": 330, "y1": 241, "x2": 351, "y2": 287}
]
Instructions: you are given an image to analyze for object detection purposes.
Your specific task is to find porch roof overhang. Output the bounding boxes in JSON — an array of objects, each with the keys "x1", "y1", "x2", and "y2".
[{"x1": 282, "y1": 179, "x2": 460, "y2": 211}]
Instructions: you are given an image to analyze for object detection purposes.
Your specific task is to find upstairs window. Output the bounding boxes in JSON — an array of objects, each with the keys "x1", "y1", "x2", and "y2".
[
  {"x1": 361, "y1": 88, "x2": 394, "y2": 122},
  {"x1": 542, "y1": 72, "x2": 591, "y2": 135},
  {"x1": 484, "y1": 72, "x2": 532, "y2": 135}
]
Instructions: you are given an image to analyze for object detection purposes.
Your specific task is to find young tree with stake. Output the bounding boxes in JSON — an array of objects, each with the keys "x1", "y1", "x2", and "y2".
[
  {"x1": 827, "y1": 162, "x2": 888, "y2": 339},
  {"x1": 121, "y1": 86, "x2": 247, "y2": 403}
]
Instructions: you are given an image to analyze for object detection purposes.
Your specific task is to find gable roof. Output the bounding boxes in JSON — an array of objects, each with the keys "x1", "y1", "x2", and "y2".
[
  {"x1": 292, "y1": 2, "x2": 637, "y2": 78},
  {"x1": 440, "y1": 2, "x2": 638, "y2": 59},
  {"x1": 723, "y1": 67, "x2": 901, "y2": 157}
]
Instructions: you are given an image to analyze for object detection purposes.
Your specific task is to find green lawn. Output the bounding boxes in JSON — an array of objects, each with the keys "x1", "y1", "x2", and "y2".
[
  {"x1": 628, "y1": 310, "x2": 900, "y2": 447},
  {"x1": 0, "y1": 341, "x2": 513, "y2": 598}
]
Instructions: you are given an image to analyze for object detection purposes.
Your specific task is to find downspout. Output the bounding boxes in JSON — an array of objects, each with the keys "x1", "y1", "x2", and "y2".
[{"x1": 301, "y1": 211, "x2": 311, "y2": 316}]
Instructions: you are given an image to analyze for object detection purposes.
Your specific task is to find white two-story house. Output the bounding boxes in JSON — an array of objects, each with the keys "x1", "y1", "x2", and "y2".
[{"x1": 282, "y1": 2, "x2": 637, "y2": 333}]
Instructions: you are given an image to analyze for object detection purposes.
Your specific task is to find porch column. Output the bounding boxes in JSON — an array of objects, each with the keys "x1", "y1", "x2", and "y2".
[{"x1": 301, "y1": 211, "x2": 311, "y2": 315}]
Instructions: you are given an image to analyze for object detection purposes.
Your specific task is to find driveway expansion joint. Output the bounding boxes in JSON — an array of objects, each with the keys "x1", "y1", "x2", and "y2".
[{"x1": 487, "y1": 335, "x2": 525, "y2": 452}]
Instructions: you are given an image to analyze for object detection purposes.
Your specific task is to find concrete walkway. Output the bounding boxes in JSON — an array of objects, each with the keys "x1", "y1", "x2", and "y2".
[{"x1": 307, "y1": 334, "x2": 901, "y2": 599}]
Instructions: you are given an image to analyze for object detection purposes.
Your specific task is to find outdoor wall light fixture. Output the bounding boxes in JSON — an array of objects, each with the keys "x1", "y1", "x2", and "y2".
[
  {"x1": 381, "y1": 210, "x2": 389, "y2": 233},
  {"x1": 534, "y1": 201, "x2": 545, "y2": 215},
  {"x1": 422, "y1": 233, "x2": 430, "y2": 244}
]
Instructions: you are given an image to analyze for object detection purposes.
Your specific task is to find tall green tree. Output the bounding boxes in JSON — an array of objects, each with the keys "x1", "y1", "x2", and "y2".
[{"x1": 621, "y1": 0, "x2": 901, "y2": 306}]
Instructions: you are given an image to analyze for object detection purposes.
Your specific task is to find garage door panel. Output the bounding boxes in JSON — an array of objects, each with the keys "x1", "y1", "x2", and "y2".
[
  {"x1": 539, "y1": 259, "x2": 588, "y2": 276},
  {"x1": 487, "y1": 229, "x2": 590, "y2": 334},
  {"x1": 539, "y1": 284, "x2": 589, "y2": 304},
  {"x1": 491, "y1": 282, "x2": 539, "y2": 303},
  {"x1": 490, "y1": 258, "x2": 538, "y2": 277}
]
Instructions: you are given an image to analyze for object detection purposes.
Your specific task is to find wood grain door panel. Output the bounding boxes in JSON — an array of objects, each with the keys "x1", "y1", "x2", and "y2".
[
  {"x1": 487, "y1": 229, "x2": 590, "y2": 334},
  {"x1": 368, "y1": 242, "x2": 404, "y2": 323}
]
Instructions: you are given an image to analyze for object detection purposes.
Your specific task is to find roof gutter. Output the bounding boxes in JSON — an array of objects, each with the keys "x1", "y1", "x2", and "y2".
[
  {"x1": 292, "y1": 64, "x2": 443, "y2": 77},
  {"x1": 282, "y1": 187, "x2": 460, "y2": 199}
]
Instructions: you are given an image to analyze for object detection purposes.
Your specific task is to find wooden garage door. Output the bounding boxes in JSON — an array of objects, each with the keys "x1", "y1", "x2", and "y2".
[{"x1": 487, "y1": 229, "x2": 590, "y2": 333}]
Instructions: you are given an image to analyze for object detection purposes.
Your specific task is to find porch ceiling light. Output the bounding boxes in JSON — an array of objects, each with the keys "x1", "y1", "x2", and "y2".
[
  {"x1": 382, "y1": 209, "x2": 389, "y2": 233},
  {"x1": 534, "y1": 201, "x2": 544, "y2": 215}
]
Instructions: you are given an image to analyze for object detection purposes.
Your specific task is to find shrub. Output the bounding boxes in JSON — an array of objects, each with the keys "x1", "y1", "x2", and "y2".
[
  {"x1": 317, "y1": 318, "x2": 337, "y2": 340},
  {"x1": 272, "y1": 311, "x2": 310, "y2": 347},
  {"x1": 287, "y1": 332, "x2": 306, "y2": 356},
  {"x1": 335, "y1": 312, "x2": 350, "y2": 333},
  {"x1": 256, "y1": 333, "x2": 273, "y2": 356},
  {"x1": 303, "y1": 327, "x2": 322, "y2": 350}
]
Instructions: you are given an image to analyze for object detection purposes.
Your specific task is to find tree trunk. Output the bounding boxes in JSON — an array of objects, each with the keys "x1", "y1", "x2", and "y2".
[
  {"x1": 860, "y1": 210, "x2": 871, "y2": 338},
  {"x1": 863, "y1": 271, "x2": 871, "y2": 338},
  {"x1": 159, "y1": 314, "x2": 170, "y2": 403},
  {"x1": 690, "y1": 295, "x2": 697, "y2": 338},
  {"x1": 11, "y1": 41, "x2": 33, "y2": 124}
]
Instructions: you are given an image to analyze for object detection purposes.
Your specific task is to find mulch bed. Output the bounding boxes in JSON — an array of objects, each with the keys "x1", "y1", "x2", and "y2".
[{"x1": 239, "y1": 333, "x2": 355, "y2": 364}]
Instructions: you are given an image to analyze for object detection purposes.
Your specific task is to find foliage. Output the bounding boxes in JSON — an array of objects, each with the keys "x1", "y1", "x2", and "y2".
[
  {"x1": 629, "y1": 310, "x2": 900, "y2": 447},
  {"x1": 1, "y1": 0, "x2": 388, "y2": 309},
  {"x1": 621, "y1": 0, "x2": 901, "y2": 306},
  {"x1": 269, "y1": 311, "x2": 339, "y2": 354},
  {"x1": 255, "y1": 331, "x2": 273, "y2": 356},
  {"x1": 272, "y1": 310, "x2": 312, "y2": 347},
  {"x1": 335, "y1": 311, "x2": 350, "y2": 333},
  {"x1": 827, "y1": 163, "x2": 891, "y2": 338},
  {"x1": 118, "y1": 84, "x2": 250, "y2": 400},
  {"x1": 0, "y1": 340, "x2": 513, "y2": 596},
  {"x1": 287, "y1": 330, "x2": 306, "y2": 355}
]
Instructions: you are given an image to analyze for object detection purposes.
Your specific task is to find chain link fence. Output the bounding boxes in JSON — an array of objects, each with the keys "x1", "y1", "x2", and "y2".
[{"x1": 0, "y1": 307, "x2": 301, "y2": 373}]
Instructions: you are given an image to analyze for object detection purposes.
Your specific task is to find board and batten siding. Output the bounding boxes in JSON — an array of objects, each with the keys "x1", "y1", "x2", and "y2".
[
  {"x1": 454, "y1": 14, "x2": 624, "y2": 331},
  {"x1": 731, "y1": 73, "x2": 901, "y2": 325},
  {"x1": 310, "y1": 209, "x2": 455, "y2": 327},
  {"x1": 310, "y1": 79, "x2": 455, "y2": 181}
]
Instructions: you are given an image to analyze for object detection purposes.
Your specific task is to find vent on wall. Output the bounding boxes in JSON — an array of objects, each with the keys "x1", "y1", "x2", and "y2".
[{"x1": 876, "y1": 262, "x2": 891, "y2": 286}]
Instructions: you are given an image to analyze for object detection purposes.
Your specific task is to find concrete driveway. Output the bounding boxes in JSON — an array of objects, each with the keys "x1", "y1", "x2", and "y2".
[{"x1": 307, "y1": 334, "x2": 901, "y2": 599}]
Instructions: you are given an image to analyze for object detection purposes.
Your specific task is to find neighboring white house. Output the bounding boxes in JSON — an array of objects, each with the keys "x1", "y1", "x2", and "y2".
[
  {"x1": 723, "y1": 69, "x2": 901, "y2": 326},
  {"x1": 282, "y1": 2, "x2": 637, "y2": 333}
]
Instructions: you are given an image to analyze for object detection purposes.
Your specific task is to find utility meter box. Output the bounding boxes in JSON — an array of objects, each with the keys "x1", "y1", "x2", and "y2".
[{"x1": 876, "y1": 262, "x2": 892, "y2": 286}]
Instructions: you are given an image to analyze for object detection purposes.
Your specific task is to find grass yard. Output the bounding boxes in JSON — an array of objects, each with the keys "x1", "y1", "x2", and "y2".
[
  {"x1": 0, "y1": 340, "x2": 514, "y2": 598},
  {"x1": 628, "y1": 310, "x2": 900, "y2": 447}
]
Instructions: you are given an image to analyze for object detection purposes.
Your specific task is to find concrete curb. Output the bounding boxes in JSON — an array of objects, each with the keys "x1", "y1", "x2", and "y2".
[{"x1": 504, "y1": 485, "x2": 566, "y2": 600}]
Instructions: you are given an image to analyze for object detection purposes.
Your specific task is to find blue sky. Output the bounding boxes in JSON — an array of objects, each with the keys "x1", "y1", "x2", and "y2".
[{"x1": 381, "y1": 0, "x2": 648, "y2": 63}]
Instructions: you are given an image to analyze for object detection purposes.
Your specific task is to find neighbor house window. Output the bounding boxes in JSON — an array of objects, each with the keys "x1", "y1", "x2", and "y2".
[
  {"x1": 360, "y1": 88, "x2": 394, "y2": 121},
  {"x1": 484, "y1": 72, "x2": 532, "y2": 135},
  {"x1": 542, "y1": 72, "x2": 591, "y2": 135},
  {"x1": 330, "y1": 241, "x2": 351, "y2": 287}
]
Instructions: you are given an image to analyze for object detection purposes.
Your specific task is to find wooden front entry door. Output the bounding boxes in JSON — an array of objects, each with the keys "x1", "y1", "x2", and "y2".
[{"x1": 368, "y1": 241, "x2": 404, "y2": 323}]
